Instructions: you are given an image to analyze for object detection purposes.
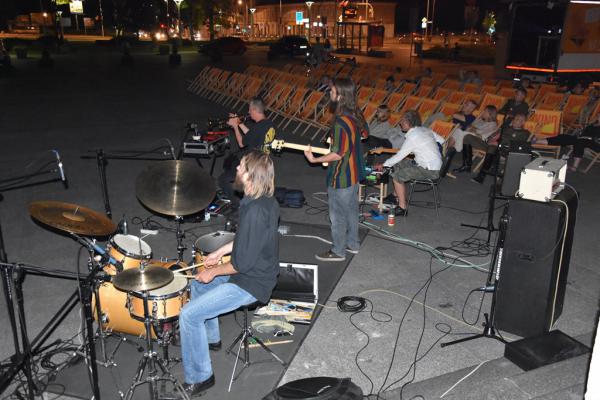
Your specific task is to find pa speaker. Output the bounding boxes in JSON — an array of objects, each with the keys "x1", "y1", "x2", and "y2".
[
  {"x1": 494, "y1": 189, "x2": 577, "y2": 338},
  {"x1": 263, "y1": 377, "x2": 363, "y2": 400}
]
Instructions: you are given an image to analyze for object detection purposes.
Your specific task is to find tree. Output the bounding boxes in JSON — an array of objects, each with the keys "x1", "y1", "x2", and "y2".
[{"x1": 187, "y1": 0, "x2": 233, "y2": 40}]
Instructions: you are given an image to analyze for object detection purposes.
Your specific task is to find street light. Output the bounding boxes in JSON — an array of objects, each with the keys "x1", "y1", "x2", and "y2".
[
  {"x1": 305, "y1": 1, "x2": 313, "y2": 38},
  {"x1": 173, "y1": 0, "x2": 183, "y2": 36},
  {"x1": 249, "y1": 7, "x2": 256, "y2": 37},
  {"x1": 164, "y1": 0, "x2": 170, "y2": 34}
]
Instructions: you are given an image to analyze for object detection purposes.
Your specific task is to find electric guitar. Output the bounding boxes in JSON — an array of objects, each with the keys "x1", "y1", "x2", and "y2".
[{"x1": 271, "y1": 139, "x2": 332, "y2": 166}]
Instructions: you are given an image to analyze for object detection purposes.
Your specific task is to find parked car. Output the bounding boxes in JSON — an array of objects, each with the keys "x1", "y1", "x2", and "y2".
[
  {"x1": 267, "y1": 36, "x2": 310, "y2": 60},
  {"x1": 199, "y1": 37, "x2": 247, "y2": 61}
]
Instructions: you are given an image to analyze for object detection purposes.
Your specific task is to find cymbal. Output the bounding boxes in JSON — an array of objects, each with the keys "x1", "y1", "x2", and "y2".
[
  {"x1": 112, "y1": 265, "x2": 174, "y2": 292},
  {"x1": 28, "y1": 201, "x2": 117, "y2": 236},
  {"x1": 135, "y1": 160, "x2": 216, "y2": 216}
]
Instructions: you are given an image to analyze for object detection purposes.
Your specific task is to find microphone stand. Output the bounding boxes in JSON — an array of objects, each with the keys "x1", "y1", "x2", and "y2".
[
  {"x1": 441, "y1": 205, "x2": 509, "y2": 348},
  {"x1": 460, "y1": 111, "x2": 511, "y2": 243},
  {"x1": 81, "y1": 142, "x2": 176, "y2": 218}
]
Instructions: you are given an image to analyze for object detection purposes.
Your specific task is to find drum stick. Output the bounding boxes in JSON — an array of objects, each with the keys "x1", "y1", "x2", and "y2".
[{"x1": 172, "y1": 263, "x2": 204, "y2": 273}]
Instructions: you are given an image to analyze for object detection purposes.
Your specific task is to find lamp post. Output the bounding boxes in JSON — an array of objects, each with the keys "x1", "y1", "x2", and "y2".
[
  {"x1": 249, "y1": 7, "x2": 256, "y2": 37},
  {"x1": 164, "y1": 0, "x2": 170, "y2": 34},
  {"x1": 305, "y1": 1, "x2": 313, "y2": 38},
  {"x1": 56, "y1": 10, "x2": 64, "y2": 40},
  {"x1": 98, "y1": 0, "x2": 105, "y2": 36},
  {"x1": 173, "y1": 0, "x2": 183, "y2": 36}
]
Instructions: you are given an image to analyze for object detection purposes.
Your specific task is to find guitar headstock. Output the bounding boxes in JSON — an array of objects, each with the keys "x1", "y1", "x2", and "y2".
[{"x1": 271, "y1": 139, "x2": 285, "y2": 152}]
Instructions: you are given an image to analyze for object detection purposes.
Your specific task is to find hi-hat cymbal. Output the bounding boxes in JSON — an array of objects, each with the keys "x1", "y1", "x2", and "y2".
[
  {"x1": 112, "y1": 265, "x2": 174, "y2": 292},
  {"x1": 135, "y1": 160, "x2": 216, "y2": 216},
  {"x1": 28, "y1": 201, "x2": 117, "y2": 236}
]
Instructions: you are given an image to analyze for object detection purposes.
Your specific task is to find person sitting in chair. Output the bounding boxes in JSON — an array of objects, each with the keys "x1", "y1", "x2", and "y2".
[
  {"x1": 499, "y1": 87, "x2": 529, "y2": 120},
  {"x1": 365, "y1": 105, "x2": 405, "y2": 164},
  {"x1": 441, "y1": 105, "x2": 499, "y2": 175},
  {"x1": 375, "y1": 110, "x2": 444, "y2": 216},
  {"x1": 534, "y1": 112, "x2": 600, "y2": 172},
  {"x1": 178, "y1": 150, "x2": 280, "y2": 397},
  {"x1": 470, "y1": 112, "x2": 531, "y2": 184}
]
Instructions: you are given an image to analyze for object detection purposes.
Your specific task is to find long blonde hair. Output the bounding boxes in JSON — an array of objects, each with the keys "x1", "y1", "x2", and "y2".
[{"x1": 240, "y1": 150, "x2": 275, "y2": 199}]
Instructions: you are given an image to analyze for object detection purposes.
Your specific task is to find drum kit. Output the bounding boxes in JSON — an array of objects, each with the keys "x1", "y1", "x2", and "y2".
[{"x1": 26, "y1": 160, "x2": 236, "y2": 400}]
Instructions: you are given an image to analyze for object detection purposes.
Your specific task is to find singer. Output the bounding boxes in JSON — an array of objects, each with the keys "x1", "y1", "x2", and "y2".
[{"x1": 178, "y1": 151, "x2": 279, "y2": 397}]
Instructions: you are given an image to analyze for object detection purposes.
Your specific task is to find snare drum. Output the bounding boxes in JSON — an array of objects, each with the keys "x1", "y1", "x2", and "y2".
[
  {"x1": 193, "y1": 231, "x2": 235, "y2": 265},
  {"x1": 105, "y1": 234, "x2": 152, "y2": 275},
  {"x1": 129, "y1": 276, "x2": 190, "y2": 322}
]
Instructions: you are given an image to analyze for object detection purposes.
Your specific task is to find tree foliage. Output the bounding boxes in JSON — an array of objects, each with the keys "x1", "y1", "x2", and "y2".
[{"x1": 186, "y1": 0, "x2": 234, "y2": 40}]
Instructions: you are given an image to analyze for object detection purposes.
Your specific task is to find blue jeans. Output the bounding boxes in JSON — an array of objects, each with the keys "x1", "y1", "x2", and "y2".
[
  {"x1": 179, "y1": 276, "x2": 256, "y2": 383},
  {"x1": 327, "y1": 184, "x2": 360, "y2": 256}
]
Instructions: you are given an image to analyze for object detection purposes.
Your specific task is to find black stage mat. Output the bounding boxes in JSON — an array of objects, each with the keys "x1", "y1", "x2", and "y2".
[{"x1": 47, "y1": 221, "x2": 367, "y2": 400}]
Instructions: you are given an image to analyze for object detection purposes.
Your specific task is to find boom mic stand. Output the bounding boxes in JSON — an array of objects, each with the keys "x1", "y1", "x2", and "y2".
[
  {"x1": 441, "y1": 205, "x2": 509, "y2": 348},
  {"x1": 81, "y1": 139, "x2": 177, "y2": 218}
]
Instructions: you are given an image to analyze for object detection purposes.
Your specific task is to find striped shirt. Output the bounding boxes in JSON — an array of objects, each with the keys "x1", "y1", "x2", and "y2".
[{"x1": 326, "y1": 114, "x2": 366, "y2": 188}]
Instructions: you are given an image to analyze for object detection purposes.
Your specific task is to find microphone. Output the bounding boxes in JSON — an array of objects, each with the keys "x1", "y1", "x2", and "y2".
[
  {"x1": 52, "y1": 150, "x2": 68, "y2": 189},
  {"x1": 118, "y1": 215, "x2": 128, "y2": 235},
  {"x1": 476, "y1": 285, "x2": 496, "y2": 293},
  {"x1": 84, "y1": 238, "x2": 124, "y2": 272}
]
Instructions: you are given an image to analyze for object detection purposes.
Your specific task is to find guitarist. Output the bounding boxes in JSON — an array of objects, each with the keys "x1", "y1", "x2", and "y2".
[
  {"x1": 304, "y1": 77, "x2": 367, "y2": 262},
  {"x1": 219, "y1": 98, "x2": 277, "y2": 205},
  {"x1": 376, "y1": 110, "x2": 444, "y2": 216}
]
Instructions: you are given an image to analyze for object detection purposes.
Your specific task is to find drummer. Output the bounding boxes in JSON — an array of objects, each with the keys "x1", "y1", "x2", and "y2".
[{"x1": 178, "y1": 150, "x2": 280, "y2": 397}]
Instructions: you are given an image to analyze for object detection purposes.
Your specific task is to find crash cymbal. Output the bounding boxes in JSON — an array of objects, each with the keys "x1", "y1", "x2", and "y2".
[
  {"x1": 112, "y1": 265, "x2": 174, "y2": 292},
  {"x1": 135, "y1": 160, "x2": 216, "y2": 216},
  {"x1": 28, "y1": 201, "x2": 117, "y2": 236}
]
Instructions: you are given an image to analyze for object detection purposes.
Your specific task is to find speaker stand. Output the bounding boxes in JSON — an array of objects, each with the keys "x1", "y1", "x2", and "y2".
[{"x1": 442, "y1": 206, "x2": 509, "y2": 348}]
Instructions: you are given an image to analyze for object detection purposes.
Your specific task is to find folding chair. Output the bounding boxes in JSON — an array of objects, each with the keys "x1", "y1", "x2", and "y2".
[{"x1": 530, "y1": 110, "x2": 562, "y2": 158}]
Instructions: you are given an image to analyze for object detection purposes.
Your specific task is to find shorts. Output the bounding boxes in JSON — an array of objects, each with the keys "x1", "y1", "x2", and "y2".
[{"x1": 390, "y1": 159, "x2": 439, "y2": 182}]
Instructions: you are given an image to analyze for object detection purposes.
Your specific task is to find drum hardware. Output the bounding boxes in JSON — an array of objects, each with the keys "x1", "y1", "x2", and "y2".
[
  {"x1": 80, "y1": 140, "x2": 177, "y2": 218},
  {"x1": 112, "y1": 265, "x2": 189, "y2": 400}
]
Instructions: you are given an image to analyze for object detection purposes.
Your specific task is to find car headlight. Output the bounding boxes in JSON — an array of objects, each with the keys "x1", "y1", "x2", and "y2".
[{"x1": 300, "y1": 45, "x2": 307, "y2": 49}]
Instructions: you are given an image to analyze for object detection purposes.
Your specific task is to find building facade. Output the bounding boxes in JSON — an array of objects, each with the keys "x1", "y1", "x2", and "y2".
[{"x1": 249, "y1": 1, "x2": 396, "y2": 38}]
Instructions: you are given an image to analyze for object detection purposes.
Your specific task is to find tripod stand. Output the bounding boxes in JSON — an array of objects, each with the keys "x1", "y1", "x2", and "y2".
[
  {"x1": 124, "y1": 288, "x2": 189, "y2": 400},
  {"x1": 441, "y1": 205, "x2": 509, "y2": 348}
]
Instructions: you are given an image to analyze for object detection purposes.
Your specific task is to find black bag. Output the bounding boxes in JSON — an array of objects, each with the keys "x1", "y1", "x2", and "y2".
[{"x1": 274, "y1": 187, "x2": 305, "y2": 208}]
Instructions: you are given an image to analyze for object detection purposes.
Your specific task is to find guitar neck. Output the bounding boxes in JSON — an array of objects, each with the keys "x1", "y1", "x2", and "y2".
[
  {"x1": 281, "y1": 143, "x2": 331, "y2": 155},
  {"x1": 370, "y1": 147, "x2": 399, "y2": 155}
]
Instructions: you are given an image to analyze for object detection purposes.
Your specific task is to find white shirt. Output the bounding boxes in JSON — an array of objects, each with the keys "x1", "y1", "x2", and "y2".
[{"x1": 383, "y1": 126, "x2": 445, "y2": 171}]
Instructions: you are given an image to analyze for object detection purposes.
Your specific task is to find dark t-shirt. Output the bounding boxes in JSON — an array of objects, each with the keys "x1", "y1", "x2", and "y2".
[
  {"x1": 581, "y1": 124, "x2": 600, "y2": 142},
  {"x1": 500, "y1": 99, "x2": 529, "y2": 118},
  {"x1": 230, "y1": 196, "x2": 280, "y2": 304},
  {"x1": 242, "y1": 119, "x2": 276, "y2": 153},
  {"x1": 453, "y1": 114, "x2": 476, "y2": 130}
]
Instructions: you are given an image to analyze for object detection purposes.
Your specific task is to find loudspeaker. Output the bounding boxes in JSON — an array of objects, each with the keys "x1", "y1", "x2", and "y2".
[
  {"x1": 494, "y1": 189, "x2": 577, "y2": 337},
  {"x1": 500, "y1": 150, "x2": 532, "y2": 197}
]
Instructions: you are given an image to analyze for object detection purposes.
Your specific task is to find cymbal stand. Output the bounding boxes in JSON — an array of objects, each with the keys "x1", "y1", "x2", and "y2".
[
  {"x1": 80, "y1": 141, "x2": 176, "y2": 217},
  {"x1": 175, "y1": 216, "x2": 186, "y2": 262},
  {"x1": 124, "y1": 286, "x2": 189, "y2": 400}
]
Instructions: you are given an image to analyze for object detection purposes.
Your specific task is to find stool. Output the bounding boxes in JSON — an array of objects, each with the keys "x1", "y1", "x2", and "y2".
[
  {"x1": 226, "y1": 302, "x2": 286, "y2": 392},
  {"x1": 359, "y1": 181, "x2": 387, "y2": 212}
]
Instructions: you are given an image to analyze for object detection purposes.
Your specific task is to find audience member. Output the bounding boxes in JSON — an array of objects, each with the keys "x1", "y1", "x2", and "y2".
[
  {"x1": 499, "y1": 87, "x2": 529, "y2": 120},
  {"x1": 470, "y1": 112, "x2": 531, "y2": 184},
  {"x1": 365, "y1": 105, "x2": 405, "y2": 164},
  {"x1": 535, "y1": 112, "x2": 600, "y2": 171},
  {"x1": 385, "y1": 76, "x2": 396, "y2": 92},
  {"x1": 460, "y1": 69, "x2": 482, "y2": 85},
  {"x1": 442, "y1": 105, "x2": 499, "y2": 176}
]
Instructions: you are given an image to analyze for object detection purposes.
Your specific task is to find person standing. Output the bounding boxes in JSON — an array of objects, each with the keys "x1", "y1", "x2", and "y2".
[
  {"x1": 304, "y1": 77, "x2": 366, "y2": 262},
  {"x1": 178, "y1": 150, "x2": 280, "y2": 397},
  {"x1": 219, "y1": 98, "x2": 276, "y2": 204}
]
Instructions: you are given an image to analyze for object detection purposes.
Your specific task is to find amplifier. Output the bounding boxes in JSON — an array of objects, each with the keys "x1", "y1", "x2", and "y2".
[
  {"x1": 517, "y1": 157, "x2": 566, "y2": 202},
  {"x1": 183, "y1": 131, "x2": 230, "y2": 155}
]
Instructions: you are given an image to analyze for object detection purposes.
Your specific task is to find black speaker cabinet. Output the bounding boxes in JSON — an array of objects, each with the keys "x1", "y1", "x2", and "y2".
[
  {"x1": 494, "y1": 189, "x2": 577, "y2": 338},
  {"x1": 500, "y1": 151, "x2": 532, "y2": 197}
]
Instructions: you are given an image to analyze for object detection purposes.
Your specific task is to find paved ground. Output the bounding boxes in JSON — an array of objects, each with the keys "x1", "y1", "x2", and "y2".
[{"x1": 1, "y1": 43, "x2": 598, "y2": 399}]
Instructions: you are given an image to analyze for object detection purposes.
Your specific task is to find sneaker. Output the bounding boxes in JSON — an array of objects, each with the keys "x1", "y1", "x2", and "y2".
[
  {"x1": 315, "y1": 250, "x2": 346, "y2": 262},
  {"x1": 346, "y1": 247, "x2": 359, "y2": 255},
  {"x1": 471, "y1": 175, "x2": 485, "y2": 184},
  {"x1": 383, "y1": 193, "x2": 398, "y2": 205},
  {"x1": 393, "y1": 206, "x2": 407, "y2": 216}
]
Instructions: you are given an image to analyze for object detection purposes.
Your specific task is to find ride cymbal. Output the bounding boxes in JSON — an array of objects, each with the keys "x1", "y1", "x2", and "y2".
[
  {"x1": 112, "y1": 265, "x2": 174, "y2": 292},
  {"x1": 28, "y1": 201, "x2": 117, "y2": 236},
  {"x1": 135, "y1": 160, "x2": 216, "y2": 216}
]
